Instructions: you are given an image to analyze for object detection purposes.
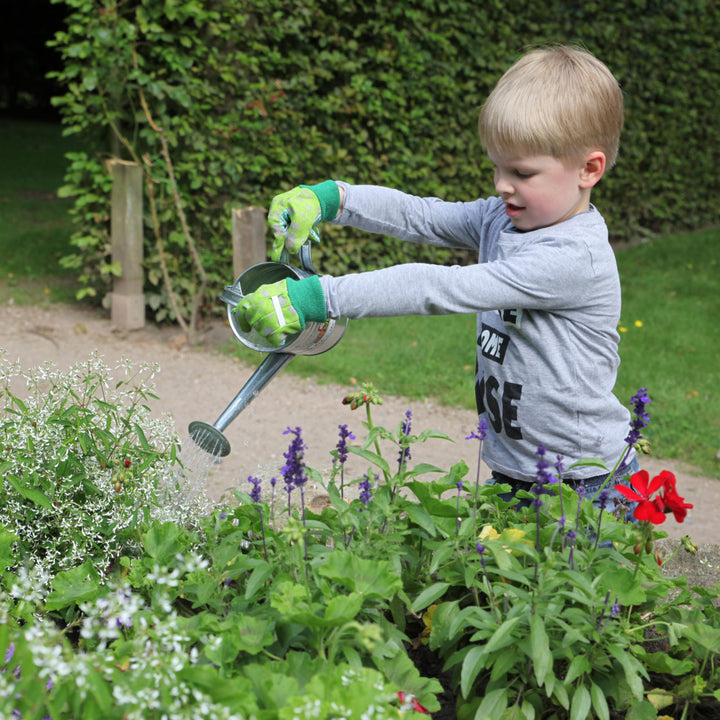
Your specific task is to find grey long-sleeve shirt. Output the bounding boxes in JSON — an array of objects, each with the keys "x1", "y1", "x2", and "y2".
[{"x1": 319, "y1": 183, "x2": 634, "y2": 482}]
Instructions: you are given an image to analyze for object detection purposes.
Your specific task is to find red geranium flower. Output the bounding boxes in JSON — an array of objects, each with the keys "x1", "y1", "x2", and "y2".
[
  {"x1": 660, "y1": 485, "x2": 694, "y2": 523},
  {"x1": 616, "y1": 469, "x2": 693, "y2": 525},
  {"x1": 616, "y1": 470, "x2": 667, "y2": 524}
]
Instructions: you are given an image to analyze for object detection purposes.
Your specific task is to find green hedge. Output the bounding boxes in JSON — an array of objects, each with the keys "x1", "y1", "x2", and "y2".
[{"x1": 49, "y1": 0, "x2": 720, "y2": 322}]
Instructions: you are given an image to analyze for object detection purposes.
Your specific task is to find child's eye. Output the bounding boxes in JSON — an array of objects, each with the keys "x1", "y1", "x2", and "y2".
[{"x1": 514, "y1": 170, "x2": 534, "y2": 179}]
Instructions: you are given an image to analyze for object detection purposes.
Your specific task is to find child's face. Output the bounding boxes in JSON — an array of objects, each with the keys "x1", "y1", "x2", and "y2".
[{"x1": 488, "y1": 153, "x2": 592, "y2": 232}]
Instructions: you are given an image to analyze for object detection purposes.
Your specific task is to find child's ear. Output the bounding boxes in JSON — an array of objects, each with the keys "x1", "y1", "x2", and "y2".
[{"x1": 579, "y1": 151, "x2": 606, "y2": 189}]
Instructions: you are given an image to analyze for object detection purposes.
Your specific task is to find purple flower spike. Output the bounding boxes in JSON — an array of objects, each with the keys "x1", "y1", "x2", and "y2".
[
  {"x1": 466, "y1": 417, "x2": 488, "y2": 441},
  {"x1": 248, "y1": 476, "x2": 262, "y2": 503},
  {"x1": 282, "y1": 426, "x2": 307, "y2": 490},
  {"x1": 398, "y1": 410, "x2": 413, "y2": 468},
  {"x1": 531, "y1": 444, "x2": 556, "y2": 508},
  {"x1": 334, "y1": 424, "x2": 355, "y2": 466},
  {"x1": 358, "y1": 473, "x2": 374, "y2": 506},
  {"x1": 625, "y1": 388, "x2": 651, "y2": 447}
]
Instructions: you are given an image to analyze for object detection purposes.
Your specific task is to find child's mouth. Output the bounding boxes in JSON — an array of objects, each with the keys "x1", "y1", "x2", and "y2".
[{"x1": 505, "y1": 203, "x2": 524, "y2": 218}]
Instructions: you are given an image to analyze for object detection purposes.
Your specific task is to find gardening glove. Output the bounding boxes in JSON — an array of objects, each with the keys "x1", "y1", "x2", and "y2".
[
  {"x1": 234, "y1": 275, "x2": 327, "y2": 347},
  {"x1": 268, "y1": 180, "x2": 341, "y2": 262}
]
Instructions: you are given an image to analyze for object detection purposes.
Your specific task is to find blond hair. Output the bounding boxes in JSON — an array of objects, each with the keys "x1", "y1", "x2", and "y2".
[{"x1": 478, "y1": 46, "x2": 624, "y2": 167}]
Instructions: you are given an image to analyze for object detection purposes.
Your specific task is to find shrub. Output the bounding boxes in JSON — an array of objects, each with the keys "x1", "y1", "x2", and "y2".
[
  {"x1": 48, "y1": 0, "x2": 720, "y2": 323},
  {"x1": 0, "y1": 351, "x2": 208, "y2": 589}
]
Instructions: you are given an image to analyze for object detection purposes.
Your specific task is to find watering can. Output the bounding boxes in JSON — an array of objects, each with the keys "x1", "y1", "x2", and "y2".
[{"x1": 188, "y1": 244, "x2": 348, "y2": 457}]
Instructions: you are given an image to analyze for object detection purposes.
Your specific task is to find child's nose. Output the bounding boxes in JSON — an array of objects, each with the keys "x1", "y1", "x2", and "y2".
[{"x1": 494, "y1": 170, "x2": 513, "y2": 196}]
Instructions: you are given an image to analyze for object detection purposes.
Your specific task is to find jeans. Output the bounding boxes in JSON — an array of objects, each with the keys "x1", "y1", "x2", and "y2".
[{"x1": 488, "y1": 455, "x2": 641, "y2": 520}]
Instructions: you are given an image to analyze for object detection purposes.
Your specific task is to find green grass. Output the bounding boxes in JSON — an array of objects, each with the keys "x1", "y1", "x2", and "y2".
[
  {"x1": 0, "y1": 119, "x2": 79, "y2": 304},
  {"x1": 3, "y1": 120, "x2": 719, "y2": 477},
  {"x1": 613, "y1": 230, "x2": 720, "y2": 477}
]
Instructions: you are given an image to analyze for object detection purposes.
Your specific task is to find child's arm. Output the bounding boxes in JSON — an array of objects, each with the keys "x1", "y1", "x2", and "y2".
[{"x1": 267, "y1": 181, "x2": 487, "y2": 261}]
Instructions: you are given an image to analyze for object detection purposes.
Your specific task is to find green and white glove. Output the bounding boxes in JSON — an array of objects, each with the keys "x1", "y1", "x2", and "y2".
[
  {"x1": 234, "y1": 276, "x2": 327, "y2": 347},
  {"x1": 268, "y1": 180, "x2": 341, "y2": 262}
]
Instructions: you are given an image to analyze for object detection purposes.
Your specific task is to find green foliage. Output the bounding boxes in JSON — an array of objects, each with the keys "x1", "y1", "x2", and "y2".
[
  {"x1": 0, "y1": 351, "x2": 207, "y2": 592},
  {"x1": 0, "y1": 368, "x2": 719, "y2": 717},
  {"x1": 48, "y1": 0, "x2": 720, "y2": 321}
]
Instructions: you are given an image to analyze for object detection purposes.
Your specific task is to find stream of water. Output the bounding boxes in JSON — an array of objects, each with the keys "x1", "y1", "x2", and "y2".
[{"x1": 175, "y1": 432, "x2": 224, "y2": 497}]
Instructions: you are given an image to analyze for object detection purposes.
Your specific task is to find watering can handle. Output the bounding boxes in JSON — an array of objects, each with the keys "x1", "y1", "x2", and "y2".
[
  {"x1": 279, "y1": 243, "x2": 317, "y2": 275},
  {"x1": 221, "y1": 243, "x2": 319, "y2": 308}
]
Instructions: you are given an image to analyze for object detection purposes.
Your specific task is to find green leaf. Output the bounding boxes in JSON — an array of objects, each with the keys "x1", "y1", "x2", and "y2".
[
  {"x1": 590, "y1": 681, "x2": 610, "y2": 720},
  {"x1": 87, "y1": 666, "x2": 113, "y2": 714},
  {"x1": 45, "y1": 560, "x2": 101, "y2": 611},
  {"x1": 567, "y1": 458, "x2": 608, "y2": 471},
  {"x1": 375, "y1": 648, "x2": 442, "y2": 713},
  {"x1": 460, "y1": 645, "x2": 488, "y2": 698},
  {"x1": 324, "y1": 592, "x2": 364, "y2": 625},
  {"x1": 6, "y1": 474, "x2": 52, "y2": 509},
  {"x1": 564, "y1": 654, "x2": 591, "y2": 684},
  {"x1": 0, "y1": 527, "x2": 18, "y2": 573},
  {"x1": 600, "y1": 567, "x2": 647, "y2": 605},
  {"x1": 484, "y1": 615, "x2": 523, "y2": 655},
  {"x1": 214, "y1": 615, "x2": 274, "y2": 660},
  {"x1": 406, "y1": 480, "x2": 459, "y2": 517},
  {"x1": 614, "y1": 649, "x2": 647, "y2": 699},
  {"x1": 245, "y1": 562, "x2": 273, "y2": 600},
  {"x1": 570, "y1": 684, "x2": 592, "y2": 720},
  {"x1": 408, "y1": 462, "x2": 445, "y2": 475},
  {"x1": 348, "y1": 446, "x2": 390, "y2": 475},
  {"x1": 530, "y1": 613, "x2": 551, "y2": 686},
  {"x1": 405, "y1": 503, "x2": 438, "y2": 537},
  {"x1": 316, "y1": 550, "x2": 402, "y2": 599},
  {"x1": 133, "y1": 423, "x2": 151, "y2": 451},
  {"x1": 142, "y1": 521, "x2": 186, "y2": 562},
  {"x1": 411, "y1": 582, "x2": 450, "y2": 612},
  {"x1": 473, "y1": 688, "x2": 507, "y2": 720}
]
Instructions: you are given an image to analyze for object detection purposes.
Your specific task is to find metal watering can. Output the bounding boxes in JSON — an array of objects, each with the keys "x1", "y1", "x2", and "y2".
[{"x1": 188, "y1": 244, "x2": 348, "y2": 457}]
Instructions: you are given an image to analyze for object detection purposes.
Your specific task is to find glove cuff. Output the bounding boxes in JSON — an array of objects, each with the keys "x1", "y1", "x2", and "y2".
[
  {"x1": 286, "y1": 276, "x2": 327, "y2": 326},
  {"x1": 301, "y1": 180, "x2": 341, "y2": 222}
]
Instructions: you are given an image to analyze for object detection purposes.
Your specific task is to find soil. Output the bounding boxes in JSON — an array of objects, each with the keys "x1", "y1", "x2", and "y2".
[{"x1": 2, "y1": 301, "x2": 719, "y2": 585}]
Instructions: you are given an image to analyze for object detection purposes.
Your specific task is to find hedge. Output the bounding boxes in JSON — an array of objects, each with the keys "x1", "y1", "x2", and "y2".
[{"x1": 49, "y1": 0, "x2": 720, "y2": 324}]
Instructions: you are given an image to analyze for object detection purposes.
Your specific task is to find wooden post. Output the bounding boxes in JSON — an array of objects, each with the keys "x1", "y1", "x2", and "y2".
[
  {"x1": 231, "y1": 206, "x2": 267, "y2": 279},
  {"x1": 110, "y1": 159, "x2": 145, "y2": 330}
]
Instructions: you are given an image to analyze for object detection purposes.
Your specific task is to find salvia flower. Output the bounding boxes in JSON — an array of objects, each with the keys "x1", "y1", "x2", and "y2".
[
  {"x1": 358, "y1": 473, "x2": 374, "y2": 506},
  {"x1": 281, "y1": 426, "x2": 307, "y2": 491},
  {"x1": 625, "y1": 388, "x2": 651, "y2": 448},
  {"x1": 465, "y1": 417, "x2": 488, "y2": 442},
  {"x1": 334, "y1": 424, "x2": 355, "y2": 466},
  {"x1": 247, "y1": 476, "x2": 262, "y2": 504},
  {"x1": 398, "y1": 410, "x2": 412, "y2": 468},
  {"x1": 598, "y1": 488, "x2": 610, "y2": 512},
  {"x1": 531, "y1": 444, "x2": 556, "y2": 509}
]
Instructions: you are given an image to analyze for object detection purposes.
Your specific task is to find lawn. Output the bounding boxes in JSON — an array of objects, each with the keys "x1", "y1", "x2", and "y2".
[
  {"x1": 1, "y1": 120, "x2": 718, "y2": 477},
  {"x1": 0, "y1": 118, "x2": 79, "y2": 303}
]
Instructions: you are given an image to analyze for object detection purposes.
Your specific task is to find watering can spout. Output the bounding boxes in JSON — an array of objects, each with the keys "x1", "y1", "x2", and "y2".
[{"x1": 188, "y1": 352, "x2": 294, "y2": 457}]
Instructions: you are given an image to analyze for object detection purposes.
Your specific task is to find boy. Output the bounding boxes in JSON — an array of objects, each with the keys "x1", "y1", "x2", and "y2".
[{"x1": 235, "y1": 45, "x2": 639, "y2": 502}]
